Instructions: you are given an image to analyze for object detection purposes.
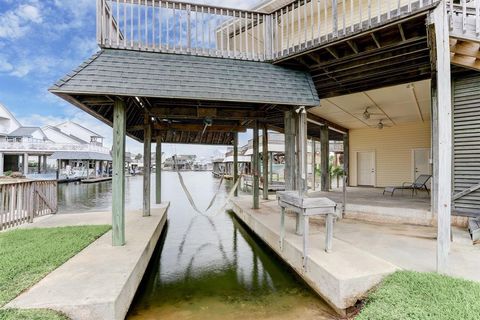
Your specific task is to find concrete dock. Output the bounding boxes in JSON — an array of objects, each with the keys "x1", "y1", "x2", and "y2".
[
  {"x1": 230, "y1": 196, "x2": 480, "y2": 313},
  {"x1": 6, "y1": 204, "x2": 169, "y2": 320}
]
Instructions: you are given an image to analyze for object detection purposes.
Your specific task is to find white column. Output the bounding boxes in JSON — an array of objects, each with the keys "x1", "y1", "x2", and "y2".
[{"x1": 23, "y1": 153, "x2": 28, "y2": 176}]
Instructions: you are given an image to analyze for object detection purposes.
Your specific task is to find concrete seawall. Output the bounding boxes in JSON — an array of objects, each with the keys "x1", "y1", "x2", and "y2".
[
  {"x1": 6, "y1": 204, "x2": 169, "y2": 320},
  {"x1": 229, "y1": 197, "x2": 398, "y2": 314}
]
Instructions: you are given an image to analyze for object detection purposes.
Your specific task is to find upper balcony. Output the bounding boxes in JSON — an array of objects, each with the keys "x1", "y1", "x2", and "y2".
[{"x1": 96, "y1": 0, "x2": 480, "y2": 62}]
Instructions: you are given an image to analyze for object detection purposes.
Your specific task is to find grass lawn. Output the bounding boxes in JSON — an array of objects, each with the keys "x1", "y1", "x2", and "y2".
[
  {"x1": 356, "y1": 271, "x2": 480, "y2": 320},
  {"x1": 0, "y1": 225, "x2": 111, "y2": 319}
]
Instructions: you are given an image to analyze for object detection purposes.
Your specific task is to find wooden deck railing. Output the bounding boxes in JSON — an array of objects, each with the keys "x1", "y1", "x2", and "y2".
[
  {"x1": 449, "y1": 0, "x2": 480, "y2": 42},
  {"x1": 0, "y1": 180, "x2": 57, "y2": 231},
  {"x1": 97, "y1": 0, "x2": 479, "y2": 61}
]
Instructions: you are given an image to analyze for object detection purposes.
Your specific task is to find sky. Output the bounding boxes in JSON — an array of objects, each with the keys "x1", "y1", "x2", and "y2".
[{"x1": 0, "y1": 0, "x2": 257, "y2": 158}]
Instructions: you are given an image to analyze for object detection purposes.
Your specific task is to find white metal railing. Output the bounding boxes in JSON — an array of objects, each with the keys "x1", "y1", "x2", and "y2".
[
  {"x1": 97, "y1": 0, "x2": 478, "y2": 61},
  {"x1": 449, "y1": 0, "x2": 480, "y2": 42},
  {"x1": 0, "y1": 140, "x2": 111, "y2": 153}
]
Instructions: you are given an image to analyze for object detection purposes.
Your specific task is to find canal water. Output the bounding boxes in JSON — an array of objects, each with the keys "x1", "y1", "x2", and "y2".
[{"x1": 58, "y1": 171, "x2": 336, "y2": 320}]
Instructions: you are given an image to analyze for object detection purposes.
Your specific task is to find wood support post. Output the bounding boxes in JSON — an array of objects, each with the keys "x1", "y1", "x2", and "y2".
[
  {"x1": 342, "y1": 132, "x2": 349, "y2": 216},
  {"x1": 262, "y1": 124, "x2": 269, "y2": 200},
  {"x1": 269, "y1": 151, "x2": 273, "y2": 182},
  {"x1": 296, "y1": 108, "x2": 308, "y2": 194},
  {"x1": 311, "y1": 140, "x2": 316, "y2": 191},
  {"x1": 430, "y1": 1, "x2": 452, "y2": 273},
  {"x1": 143, "y1": 114, "x2": 152, "y2": 217},
  {"x1": 112, "y1": 99, "x2": 126, "y2": 246},
  {"x1": 233, "y1": 132, "x2": 239, "y2": 197},
  {"x1": 0, "y1": 153, "x2": 4, "y2": 176},
  {"x1": 56, "y1": 159, "x2": 60, "y2": 180},
  {"x1": 37, "y1": 156, "x2": 41, "y2": 174},
  {"x1": 155, "y1": 139, "x2": 162, "y2": 204},
  {"x1": 320, "y1": 125, "x2": 329, "y2": 192},
  {"x1": 284, "y1": 110, "x2": 296, "y2": 191},
  {"x1": 253, "y1": 121, "x2": 260, "y2": 209},
  {"x1": 23, "y1": 153, "x2": 28, "y2": 176}
]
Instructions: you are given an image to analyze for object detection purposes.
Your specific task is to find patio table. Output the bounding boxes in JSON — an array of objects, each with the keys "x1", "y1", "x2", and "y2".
[{"x1": 277, "y1": 191, "x2": 337, "y2": 270}]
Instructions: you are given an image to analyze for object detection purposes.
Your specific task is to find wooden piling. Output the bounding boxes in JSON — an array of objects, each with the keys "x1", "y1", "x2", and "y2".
[
  {"x1": 262, "y1": 124, "x2": 269, "y2": 200},
  {"x1": 320, "y1": 125, "x2": 329, "y2": 192},
  {"x1": 112, "y1": 99, "x2": 126, "y2": 246},
  {"x1": 233, "y1": 132, "x2": 239, "y2": 197},
  {"x1": 143, "y1": 113, "x2": 152, "y2": 217},
  {"x1": 284, "y1": 110, "x2": 296, "y2": 191},
  {"x1": 155, "y1": 139, "x2": 162, "y2": 204},
  {"x1": 253, "y1": 121, "x2": 260, "y2": 209}
]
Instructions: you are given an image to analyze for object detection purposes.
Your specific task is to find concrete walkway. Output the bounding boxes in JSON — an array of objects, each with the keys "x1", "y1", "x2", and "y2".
[
  {"x1": 230, "y1": 196, "x2": 480, "y2": 313},
  {"x1": 6, "y1": 204, "x2": 169, "y2": 320}
]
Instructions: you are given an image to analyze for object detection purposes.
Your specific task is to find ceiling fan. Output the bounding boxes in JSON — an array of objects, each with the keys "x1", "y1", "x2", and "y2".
[
  {"x1": 370, "y1": 119, "x2": 392, "y2": 130},
  {"x1": 357, "y1": 107, "x2": 383, "y2": 120}
]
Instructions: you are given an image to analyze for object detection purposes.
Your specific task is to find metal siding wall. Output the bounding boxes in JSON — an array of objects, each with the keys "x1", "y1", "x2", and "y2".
[{"x1": 453, "y1": 73, "x2": 480, "y2": 216}]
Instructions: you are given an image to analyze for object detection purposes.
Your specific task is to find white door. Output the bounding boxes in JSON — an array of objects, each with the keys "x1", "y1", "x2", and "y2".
[
  {"x1": 413, "y1": 149, "x2": 431, "y2": 180},
  {"x1": 357, "y1": 152, "x2": 375, "y2": 186}
]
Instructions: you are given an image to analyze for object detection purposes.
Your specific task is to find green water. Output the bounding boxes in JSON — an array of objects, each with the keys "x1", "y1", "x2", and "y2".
[{"x1": 58, "y1": 172, "x2": 335, "y2": 320}]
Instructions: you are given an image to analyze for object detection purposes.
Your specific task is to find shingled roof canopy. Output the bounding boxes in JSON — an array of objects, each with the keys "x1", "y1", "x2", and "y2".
[{"x1": 50, "y1": 49, "x2": 320, "y2": 144}]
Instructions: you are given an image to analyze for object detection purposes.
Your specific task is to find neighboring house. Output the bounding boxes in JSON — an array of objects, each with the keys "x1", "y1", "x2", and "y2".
[
  {"x1": 54, "y1": 121, "x2": 104, "y2": 146},
  {"x1": 0, "y1": 102, "x2": 21, "y2": 137},
  {"x1": 43, "y1": 125, "x2": 88, "y2": 145},
  {"x1": 0, "y1": 103, "x2": 112, "y2": 179},
  {"x1": 7, "y1": 127, "x2": 48, "y2": 142}
]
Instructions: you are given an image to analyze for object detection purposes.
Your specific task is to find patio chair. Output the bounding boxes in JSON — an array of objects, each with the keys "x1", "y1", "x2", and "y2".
[{"x1": 383, "y1": 174, "x2": 432, "y2": 197}]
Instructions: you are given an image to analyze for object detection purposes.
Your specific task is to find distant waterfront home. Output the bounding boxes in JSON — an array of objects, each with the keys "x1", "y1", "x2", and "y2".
[{"x1": 0, "y1": 102, "x2": 111, "y2": 179}]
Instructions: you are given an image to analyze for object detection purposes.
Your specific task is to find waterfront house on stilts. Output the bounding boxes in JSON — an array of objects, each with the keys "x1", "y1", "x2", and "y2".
[{"x1": 50, "y1": 0, "x2": 480, "y2": 313}]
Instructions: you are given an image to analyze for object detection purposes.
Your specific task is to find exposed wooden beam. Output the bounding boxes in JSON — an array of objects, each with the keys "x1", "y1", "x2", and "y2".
[
  {"x1": 371, "y1": 32, "x2": 381, "y2": 48},
  {"x1": 398, "y1": 23, "x2": 406, "y2": 41},
  {"x1": 347, "y1": 40, "x2": 359, "y2": 54},
  {"x1": 326, "y1": 46, "x2": 339, "y2": 59},
  {"x1": 129, "y1": 123, "x2": 247, "y2": 133},
  {"x1": 150, "y1": 107, "x2": 266, "y2": 120}
]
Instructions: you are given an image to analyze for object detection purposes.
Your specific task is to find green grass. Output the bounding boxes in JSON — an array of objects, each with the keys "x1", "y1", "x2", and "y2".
[
  {"x1": 0, "y1": 225, "x2": 111, "y2": 320},
  {"x1": 356, "y1": 271, "x2": 480, "y2": 320},
  {"x1": 0, "y1": 309, "x2": 68, "y2": 320}
]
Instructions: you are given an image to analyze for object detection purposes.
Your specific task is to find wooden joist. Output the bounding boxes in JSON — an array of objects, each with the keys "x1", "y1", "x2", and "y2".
[{"x1": 450, "y1": 38, "x2": 480, "y2": 71}]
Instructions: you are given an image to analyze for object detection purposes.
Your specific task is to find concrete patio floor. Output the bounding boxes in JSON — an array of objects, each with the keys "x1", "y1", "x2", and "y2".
[
  {"x1": 5, "y1": 204, "x2": 169, "y2": 320},
  {"x1": 309, "y1": 187, "x2": 467, "y2": 227},
  {"x1": 229, "y1": 195, "x2": 480, "y2": 313}
]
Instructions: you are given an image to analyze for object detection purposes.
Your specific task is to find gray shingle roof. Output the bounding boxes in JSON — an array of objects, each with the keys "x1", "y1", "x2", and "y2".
[
  {"x1": 49, "y1": 49, "x2": 320, "y2": 107},
  {"x1": 49, "y1": 151, "x2": 112, "y2": 161},
  {"x1": 8, "y1": 127, "x2": 42, "y2": 137}
]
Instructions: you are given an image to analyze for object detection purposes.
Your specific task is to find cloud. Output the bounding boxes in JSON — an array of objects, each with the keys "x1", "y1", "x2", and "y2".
[{"x1": 0, "y1": 2, "x2": 43, "y2": 39}]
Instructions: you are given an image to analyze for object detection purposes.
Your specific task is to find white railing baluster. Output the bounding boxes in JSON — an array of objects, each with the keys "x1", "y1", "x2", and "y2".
[
  {"x1": 463, "y1": 0, "x2": 467, "y2": 34},
  {"x1": 252, "y1": 12, "x2": 255, "y2": 59},
  {"x1": 257, "y1": 13, "x2": 261, "y2": 59},
  {"x1": 166, "y1": 1, "x2": 169, "y2": 50},
  {"x1": 297, "y1": 0, "x2": 301, "y2": 48},
  {"x1": 137, "y1": 0, "x2": 141, "y2": 49},
  {"x1": 234, "y1": 11, "x2": 237, "y2": 58},
  {"x1": 350, "y1": 0, "x2": 354, "y2": 33},
  {"x1": 227, "y1": 10, "x2": 230, "y2": 58},
  {"x1": 195, "y1": 5, "x2": 198, "y2": 54},
  {"x1": 311, "y1": 0, "x2": 315, "y2": 45},
  {"x1": 159, "y1": 1, "x2": 162, "y2": 50},
  {"x1": 287, "y1": 4, "x2": 291, "y2": 52},
  {"x1": 342, "y1": 0, "x2": 346, "y2": 35},
  {"x1": 367, "y1": 0, "x2": 372, "y2": 28},
  {"x1": 130, "y1": 0, "x2": 133, "y2": 48},
  {"x1": 303, "y1": 0, "x2": 307, "y2": 48},
  {"x1": 477, "y1": 0, "x2": 480, "y2": 36},
  {"x1": 179, "y1": 4, "x2": 183, "y2": 52},
  {"x1": 208, "y1": 7, "x2": 211, "y2": 56},
  {"x1": 109, "y1": 0, "x2": 113, "y2": 46},
  {"x1": 152, "y1": 0, "x2": 155, "y2": 49},
  {"x1": 123, "y1": 0, "x2": 127, "y2": 48},
  {"x1": 318, "y1": 0, "x2": 321, "y2": 41},
  {"x1": 324, "y1": 0, "x2": 327, "y2": 37},
  {"x1": 359, "y1": 0, "x2": 362, "y2": 30},
  {"x1": 116, "y1": 0, "x2": 120, "y2": 47},
  {"x1": 202, "y1": 7, "x2": 205, "y2": 55}
]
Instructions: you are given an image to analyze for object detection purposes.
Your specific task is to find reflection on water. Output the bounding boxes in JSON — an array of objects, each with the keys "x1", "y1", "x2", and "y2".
[{"x1": 58, "y1": 172, "x2": 335, "y2": 320}]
